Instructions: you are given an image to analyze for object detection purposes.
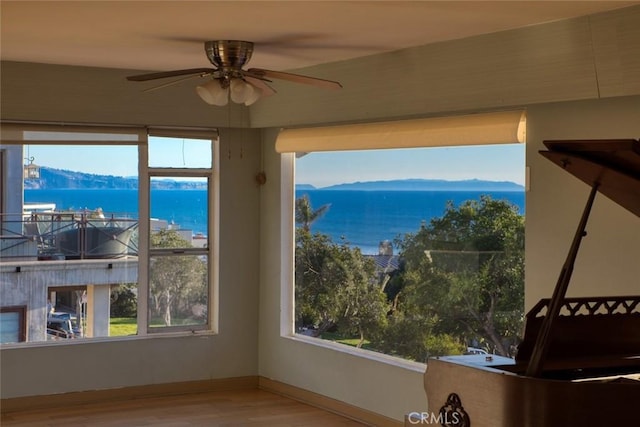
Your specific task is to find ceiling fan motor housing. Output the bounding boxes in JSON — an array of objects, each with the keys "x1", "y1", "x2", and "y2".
[{"x1": 205, "y1": 40, "x2": 253, "y2": 77}]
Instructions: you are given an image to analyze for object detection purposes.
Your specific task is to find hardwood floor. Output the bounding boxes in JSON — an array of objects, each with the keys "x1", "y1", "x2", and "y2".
[{"x1": 1, "y1": 389, "x2": 367, "y2": 426}]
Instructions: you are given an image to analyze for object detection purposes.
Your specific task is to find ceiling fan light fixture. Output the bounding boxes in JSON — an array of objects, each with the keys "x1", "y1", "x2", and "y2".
[
  {"x1": 243, "y1": 83, "x2": 262, "y2": 106},
  {"x1": 196, "y1": 80, "x2": 229, "y2": 106},
  {"x1": 230, "y1": 79, "x2": 260, "y2": 105}
]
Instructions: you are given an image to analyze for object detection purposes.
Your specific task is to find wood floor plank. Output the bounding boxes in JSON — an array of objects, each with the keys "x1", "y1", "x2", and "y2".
[{"x1": 1, "y1": 389, "x2": 367, "y2": 426}]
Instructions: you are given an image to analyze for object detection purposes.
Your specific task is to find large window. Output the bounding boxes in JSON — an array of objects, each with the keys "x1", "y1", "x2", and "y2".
[
  {"x1": 290, "y1": 141, "x2": 525, "y2": 363},
  {"x1": 0, "y1": 124, "x2": 217, "y2": 344}
]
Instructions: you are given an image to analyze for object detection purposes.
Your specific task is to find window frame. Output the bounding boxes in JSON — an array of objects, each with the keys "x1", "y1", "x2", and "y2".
[
  {"x1": 0, "y1": 123, "x2": 219, "y2": 346},
  {"x1": 140, "y1": 129, "x2": 219, "y2": 335},
  {"x1": 281, "y1": 128, "x2": 526, "y2": 364},
  {"x1": 0, "y1": 306, "x2": 27, "y2": 343}
]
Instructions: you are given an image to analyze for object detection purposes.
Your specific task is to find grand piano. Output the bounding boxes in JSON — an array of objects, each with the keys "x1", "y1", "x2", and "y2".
[{"x1": 424, "y1": 139, "x2": 640, "y2": 426}]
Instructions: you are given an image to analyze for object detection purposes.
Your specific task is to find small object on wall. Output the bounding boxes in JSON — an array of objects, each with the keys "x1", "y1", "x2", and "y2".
[{"x1": 255, "y1": 171, "x2": 267, "y2": 186}]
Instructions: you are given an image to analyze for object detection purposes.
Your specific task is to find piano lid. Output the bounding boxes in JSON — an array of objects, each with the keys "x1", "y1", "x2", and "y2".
[{"x1": 540, "y1": 139, "x2": 640, "y2": 218}]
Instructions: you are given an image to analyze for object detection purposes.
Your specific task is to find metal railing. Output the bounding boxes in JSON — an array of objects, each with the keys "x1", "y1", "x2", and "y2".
[{"x1": 0, "y1": 212, "x2": 138, "y2": 261}]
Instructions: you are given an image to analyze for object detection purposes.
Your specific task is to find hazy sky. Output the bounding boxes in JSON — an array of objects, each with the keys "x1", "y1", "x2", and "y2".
[
  {"x1": 296, "y1": 144, "x2": 525, "y2": 187},
  {"x1": 24, "y1": 140, "x2": 525, "y2": 186},
  {"x1": 24, "y1": 137, "x2": 211, "y2": 176},
  {"x1": 25, "y1": 145, "x2": 139, "y2": 177}
]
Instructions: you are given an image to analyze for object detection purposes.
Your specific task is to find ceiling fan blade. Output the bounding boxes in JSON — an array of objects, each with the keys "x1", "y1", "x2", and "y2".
[
  {"x1": 143, "y1": 74, "x2": 207, "y2": 92},
  {"x1": 242, "y1": 69, "x2": 272, "y2": 82},
  {"x1": 248, "y1": 68, "x2": 342, "y2": 90},
  {"x1": 244, "y1": 76, "x2": 277, "y2": 97},
  {"x1": 127, "y1": 68, "x2": 215, "y2": 81}
]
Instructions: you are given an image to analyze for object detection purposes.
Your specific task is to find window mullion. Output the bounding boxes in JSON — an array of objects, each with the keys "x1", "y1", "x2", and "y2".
[{"x1": 137, "y1": 137, "x2": 150, "y2": 336}]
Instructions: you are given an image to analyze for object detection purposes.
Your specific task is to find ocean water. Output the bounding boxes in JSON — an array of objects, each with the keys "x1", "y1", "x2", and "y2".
[
  {"x1": 297, "y1": 190, "x2": 524, "y2": 254},
  {"x1": 24, "y1": 189, "x2": 208, "y2": 236},
  {"x1": 24, "y1": 189, "x2": 524, "y2": 254}
]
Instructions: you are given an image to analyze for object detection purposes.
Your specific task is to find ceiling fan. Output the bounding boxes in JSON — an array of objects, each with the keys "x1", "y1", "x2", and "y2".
[{"x1": 126, "y1": 40, "x2": 342, "y2": 106}]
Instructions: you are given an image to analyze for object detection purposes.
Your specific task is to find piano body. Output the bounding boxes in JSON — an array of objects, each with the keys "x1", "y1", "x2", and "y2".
[{"x1": 424, "y1": 139, "x2": 640, "y2": 426}]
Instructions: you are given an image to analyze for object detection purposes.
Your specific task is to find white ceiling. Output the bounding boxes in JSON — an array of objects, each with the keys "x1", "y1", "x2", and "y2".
[{"x1": 1, "y1": 1, "x2": 638, "y2": 73}]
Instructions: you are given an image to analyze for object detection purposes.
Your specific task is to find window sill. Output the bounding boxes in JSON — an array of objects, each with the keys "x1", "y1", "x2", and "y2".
[
  {"x1": 0, "y1": 329, "x2": 218, "y2": 350},
  {"x1": 282, "y1": 333, "x2": 427, "y2": 373}
]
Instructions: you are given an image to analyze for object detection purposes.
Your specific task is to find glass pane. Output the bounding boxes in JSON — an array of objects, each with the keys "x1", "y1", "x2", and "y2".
[
  {"x1": 0, "y1": 311, "x2": 20, "y2": 343},
  {"x1": 149, "y1": 254, "x2": 208, "y2": 329},
  {"x1": 46, "y1": 283, "x2": 139, "y2": 341},
  {"x1": 149, "y1": 136, "x2": 212, "y2": 168},
  {"x1": 109, "y1": 283, "x2": 138, "y2": 337},
  {"x1": 2, "y1": 141, "x2": 139, "y2": 344},
  {"x1": 23, "y1": 144, "x2": 138, "y2": 184},
  {"x1": 21, "y1": 144, "x2": 139, "y2": 260},
  {"x1": 294, "y1": 145, "x2": 525, "y2": 362},
  {"x1": 150, "y1": 177, "x2": 208, "y2": 249}
]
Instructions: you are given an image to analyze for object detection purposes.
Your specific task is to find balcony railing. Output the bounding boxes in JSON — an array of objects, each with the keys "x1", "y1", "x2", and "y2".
[{"x1": 0, "y1": 212, "x2": 138, "y2": 261}]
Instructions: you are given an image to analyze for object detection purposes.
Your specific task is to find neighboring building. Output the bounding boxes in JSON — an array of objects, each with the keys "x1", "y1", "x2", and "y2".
[
  {"x1": 0, "y1": 148, "x2": 135, "y2": 342},
  {"x1": 365, "y1": 240, "x2": 401, "y2": 284}
]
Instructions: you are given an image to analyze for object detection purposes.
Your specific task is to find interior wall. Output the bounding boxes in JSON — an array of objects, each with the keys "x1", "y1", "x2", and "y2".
[
  {"x1": 250, "y1": 5, "x2": 640, "y2": 128},
  {"x1": 525, "y1": 95, "x2": 640, "y2": 310},
  {"x1": 0, "y1": 62, "x2": 250, "y2": 128},
  {"x1": 257, "y1": 95, "x2": 640, "y2": 423},
  {"x1": 0, "y1": 126, "x2": 262, "y2": 399},
  {"x1": 254, "y1": 13, "x2": 639, "y2": 422}
]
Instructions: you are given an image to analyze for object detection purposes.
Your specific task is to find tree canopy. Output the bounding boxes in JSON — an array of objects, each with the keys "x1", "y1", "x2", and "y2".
[
  {"x1": 295, "y1": 229, "x2": 388, "y2": 347},
  {"x1": 295, "y1": 194, "x2": 330, "y2": 232},
  {"x1": 390, "y1": 195, "x2": 524, "y2": 357},
  {"x1": 149, "y1": 229, "x2": 207, "y2": 327},
  {"x1": 293, "y1": 194, "x2": 524, "y2": 361}
]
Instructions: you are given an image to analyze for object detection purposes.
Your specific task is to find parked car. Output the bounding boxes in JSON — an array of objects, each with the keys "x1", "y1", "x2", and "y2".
[
  {"x1": 47, "y1": 312, "x2": 81, "y2": 339},
  {"x1": 464, "y1": 347, "x2": 488, "y2": 355}
]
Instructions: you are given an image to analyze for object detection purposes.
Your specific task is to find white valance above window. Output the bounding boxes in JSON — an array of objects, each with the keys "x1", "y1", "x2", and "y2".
[{"x1": 275, "y1": 110, "x2": 526, "y2": 153}]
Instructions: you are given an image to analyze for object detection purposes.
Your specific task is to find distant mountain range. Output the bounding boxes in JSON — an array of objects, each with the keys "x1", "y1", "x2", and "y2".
[
  {"x1": 25, "y1": 167, "x2": 524, "y2": 192},
  {"x1": 24, "y1": 167, "x2": 206, "y2": 190},
  {"x1": 298, "y1": 178, "x2": 524, "y2": 192}
]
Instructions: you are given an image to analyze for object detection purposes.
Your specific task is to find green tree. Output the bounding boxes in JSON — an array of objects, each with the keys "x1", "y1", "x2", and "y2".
[
  {"x1": 294, "y1": 195, "x2": 388, "y2": 347},
  {"x1": 295, "y1": 194, "x2": 330, "y2": 231},
  {"x1": 295, "y1": 230, "x2": 388, "y2": 346},
  {"x1": 391, "y1": 196, "x2": 524, "y2": 357},
  {"x1": 110, "y1": 283, "x2": 137, "y2": 318},
  {"x1": 334, "y1": 245, "x2": 389, "y2": 347},
  {"x1": 149, "y1": 229, "x2": 207, "y2": 326}
]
